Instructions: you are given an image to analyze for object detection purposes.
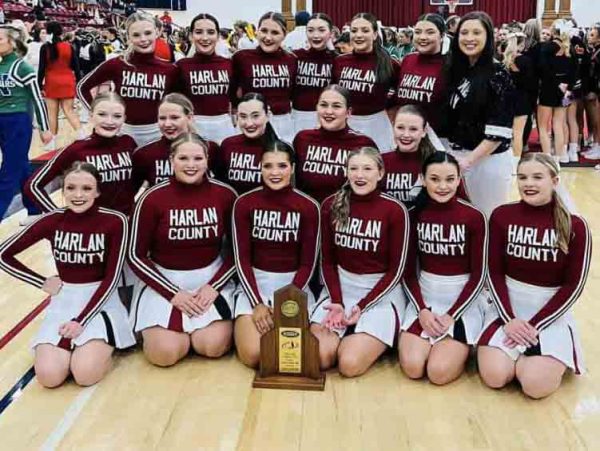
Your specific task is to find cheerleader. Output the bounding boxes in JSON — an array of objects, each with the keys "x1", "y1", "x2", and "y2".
[
  {"x1": 214, "y1": 92, "x2": 278, "y2": 194},
  {"x1": 399, "y1": 151, "x2": 487, "y2": 385},
  {"x1": 0, "y1": 162, "x2": 134, "y2": 388},
  {"x1": 291, "y1": 13, "x2": 336, "y2": 135},
  {"x1": 232, "y1": 140, "x2": 320, "y2": 368},
  {"x1": 294, "y1": 84, "x2": 377, "y2": 203},
  {"x1": 310, "y1": 147, "x2": 409, "y2": 377},
  {"x1": 231, "y1": 11, "x2": 296, "y2": 143},
  {"x1": 131, "y1": 93, "x2": 218, "y2": 188},
  {"x1": 176, "y1": 13, "x2": 236, "y2": 144},
  {"x1": 129, "y1": 133, "x2": 237, "y2": 367},
  {"x1": 478, "y1": 153, "x2": 591, "y2": 399},
  {"x1": 26, "y1": 92, "x2": 138, "y2": 216},
  {"x1": 77, "y1": 12, "x2": 178, "y2": 146},
  {"x1": 332, "y1": 13, "x2": 400, "y2": 152},
  {"x1": 443, "y1": 12, "x2": 515, "y2": 217}
]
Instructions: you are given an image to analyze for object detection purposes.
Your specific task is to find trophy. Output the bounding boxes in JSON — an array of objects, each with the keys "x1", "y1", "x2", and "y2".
[{"x1": 253, "y1": 284, "x2": 325, "y2": 391}]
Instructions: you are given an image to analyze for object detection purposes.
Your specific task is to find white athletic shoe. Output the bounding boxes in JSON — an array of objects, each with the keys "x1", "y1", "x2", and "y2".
[
  {"x1": 567, "y1": 145, "x2": 579, "y2": 162},
  {"x1": 558, "y1": 154, "x2": 570, "y2": 164},
  {"x1": 19, "y1": 214, "x2": 40, "y2": 226},
  {"x1": 595, "y1": 164, "x2": 600, "y2": 170},
  {"x1": 583, "y1": 147, "x2": 600, "y2": 160}
]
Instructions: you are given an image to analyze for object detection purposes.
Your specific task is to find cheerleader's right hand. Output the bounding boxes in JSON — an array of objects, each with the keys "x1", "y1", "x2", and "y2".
[
  {"x1": 252, "y1": 303, "x2": 274, "y2": 335},
  {"x1": 171, "y1": 290, "x2": 203, "y2": 317},
  {"x1": 503, "y1": 319, "x2": 538, "y2": 347},
  {"x1": 418, "y1": 309, "x2": 445, "y2": 338},
  {"x1": 42, "y1": 276, "x2": 63, "y2": 296},
  {"x1": 323, "y1": 303, "x2": 345, "y2": 331}
]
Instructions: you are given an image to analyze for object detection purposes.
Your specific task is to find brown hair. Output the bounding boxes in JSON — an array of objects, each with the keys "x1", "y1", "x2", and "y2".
[
  {"x1": 394, "y1": 105, "x2": 436, "y2": 162},
  {"x1": 170, "y1": 132, "x2": 209, "y2": 158},
  {"x1": 331, "y1": 147, "x2": 384, "y2": 229},
  {"x1": 518, "y1": 153, "x2": 572, "y2": 253},
  {"x1": 159, "y1": 93, "x2": 197, "y2": 134},
  {"x1": 90, "y1": 91, "x2": 126, "y2": 111},
  {"x1": 62, "y1": 161, "x2": 101, "y2": 191}
]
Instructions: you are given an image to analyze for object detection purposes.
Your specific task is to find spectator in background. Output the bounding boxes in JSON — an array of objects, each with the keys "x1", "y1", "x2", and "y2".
[
  {"x1": 215, "y1": 28, "x2": 232, "y2": 58},
  {"x1": 334, "y1": 31, "x2": 352, "y2": 54},
  {"x1": 283, "y1": 10, "x2": 309, "y2": 50},
  {"x1": 25, "y1": 27, "x2": 47, "y2": 75},
  {"x1": 397, "y1": 28, "x2": 413, "y2": 60},
  {"x1": 107, "y1": 27, "x2": 122, "y2": 52},
  {"x1": 383, "y1": 27, "x2": 402, "y2": 61},
  {"x1": 160, "y1": 11, "x2": 172, "y2": 27}
]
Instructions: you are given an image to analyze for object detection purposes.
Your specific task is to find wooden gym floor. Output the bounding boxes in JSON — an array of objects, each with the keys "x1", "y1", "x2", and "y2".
[{"x1": 0, "y1": 124, "x2": 599, "y2": 450}]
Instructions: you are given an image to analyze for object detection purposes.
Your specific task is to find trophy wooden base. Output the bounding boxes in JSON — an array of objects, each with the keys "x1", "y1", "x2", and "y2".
[{"x1": 253, "y1": 374, "x2": 326, "y2": 391}]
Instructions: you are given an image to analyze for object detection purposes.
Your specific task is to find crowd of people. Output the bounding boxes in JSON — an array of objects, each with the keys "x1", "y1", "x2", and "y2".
[{"x1": 0, "y1": 6, "x2": 594, "y2": 400}]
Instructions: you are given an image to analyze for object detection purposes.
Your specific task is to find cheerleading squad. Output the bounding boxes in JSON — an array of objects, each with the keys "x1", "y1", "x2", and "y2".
[{"x1": 0, "y1": 10, "x2": 592, "y2": 400}]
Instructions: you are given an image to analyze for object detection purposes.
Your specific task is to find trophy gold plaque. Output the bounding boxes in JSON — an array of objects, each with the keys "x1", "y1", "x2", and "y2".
[{"x1": 253, "y1": 284, "x2": 325, "y2": 391}]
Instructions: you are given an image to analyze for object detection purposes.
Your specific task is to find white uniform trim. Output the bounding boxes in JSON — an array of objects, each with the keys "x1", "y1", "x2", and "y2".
[{"x1": 484, "y1": 124, "x2": 513, "y2": 139}]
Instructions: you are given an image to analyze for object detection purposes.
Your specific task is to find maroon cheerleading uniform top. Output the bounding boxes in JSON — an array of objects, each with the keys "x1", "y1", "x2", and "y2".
[
  {"x1": 128, "y1": 177, "x2": 237, "y2": 301},
  {"x1": 131, "y1": 136, "x2": 220, "y2": 188},
  {"x1": 176, "y1": 52, "x2": 233, "y2": 116},
  {"x1": 403, "y1": 197, "x2": 487, "y2": 319},
  {"x1": 488, "y1": 201, "x2": 591, "y2": 332},
  {"x1": 321, "y1": 190, "x2": 409, "y2": 312},
  {"x1": 292, "y1": 48, "x2": 335, "y2": 111},
  {"x1": 332, "y1": 51, "x2": 400, "y2": 116},
  {"x1": 213, "y1": 133, "x2": 263, "y2": 194},
  {"x1": 0, "y1": 206, "x2": 127, "y2": 327},
  {"x1": 293, "y1": 127, "x2": 377, "y2": 203},
  {"x1": 25, "y1": 133, "x2": 138, "y2": 215},
  {"x1": 232, "y1": 185, "x2": 320, "y2": 308},
  {"x1": 77, "y1": 52, "x2": 178, "y2": 125},
  {"x1": 394, "y1": 52, "x2": 447, "y2": 130},
  {"x1": 232, "y1": 48, "x2": 297, "y2": 114},
  {"x1": 381, "y1": 150, "x2": 469, "y2": 208}
]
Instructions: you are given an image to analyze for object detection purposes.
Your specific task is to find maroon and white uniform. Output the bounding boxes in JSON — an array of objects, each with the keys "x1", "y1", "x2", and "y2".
[
  {"x1": 25, "y1": 133, "x2": 138, "y2": 215},
  {"x1": 311, "y1": 190, "x2": 409, "y2": 346},
  {"x1": 232, "y1": 48, "x2": 297, "y2": 142},
  {"x1": 232, "y1": 185, "x2": 320, "y2": 316},
  {"x1": 294, "y1": 127, "x2": 377, "y2": 203},
  {"x1": 291, "y1": 48, "x2": 335, "y2": 134},
  {"x1": 0, "y1": 206, "x2": 135, "y2": 349},
  {"x1": 131, "y1": 136, "x2": 220, "y2": 188},
  {"x1": 332, "y1": 52, "x2": 400, "y2": 151},
  {"x1": 401, "y1": 198, "x2": 488, "y2": 344},
  {"x1": 77, "y1": 52, "x2": 178, "y2": 145},
  {"x1": 129, "y1": 177, "x2": 237, "y2": 333},
  {"x1": 176, "y1": 53, "x2": 236, "y2": 143},
  {"x1": 479, "y1": 201, "x2": 592, "y2": 373},
  {"x1": 381, "y1": 150, "x2": 469, "y2": 208},
  {"x1": 213, "y1": 133, "x2": 263, "y2": 194}
]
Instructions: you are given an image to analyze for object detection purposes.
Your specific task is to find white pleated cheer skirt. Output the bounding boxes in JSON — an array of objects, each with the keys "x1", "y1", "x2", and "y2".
[
  {"x1": 479, "y1": 276, "x2": 585, "y2": 374},
  {"x1": 348, "y1": 111, "x2": 394, "y2": 152},
  {"x1": 270, "y1": 113, "x2": 295, "y2": 144},
  {"x1": 310, "y1": 266, "x2": 405, "y2": 347},
  {"x1": 401, "y1": 271, "x2": 486, "y2": 345},
  {"x1": 291, "y1": 109, "x2": 319, "y2": 137},
  {"x1": 33, "y1": 281, "x2": 136, "y2": 350},
  {"x1": 121, "y1": 122, "x2": 162, "y2": 147},
  {"x1": 449, "y1": 148, "x2": 513, "y2": 218},
  {"x1": 193, "y1": 114, "x2": 237, "y2": 144},
  {"x1": 234, "y1": 268, "x2": 315, "y2": 317},
  {"x1": 131, "y1": 257, "x2": 236, "y2": 333}
]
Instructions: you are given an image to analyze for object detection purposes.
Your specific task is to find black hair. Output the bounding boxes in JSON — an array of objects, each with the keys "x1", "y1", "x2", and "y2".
[
  {"x1": 262, "y1": 139, "x2": 296, "y2": 165},
  {"x1": 258, "y1": 11, "x2": 287, "y2": 33},
  {"x1": 237, "y1": 92, "x2": 279, "y2": 147},
  {"x1": 295, "y1": 11, "x2": 310, "y2": 27},
  {"x1": 308, "y1": 13, "x2": 333, "y2": 31},
  {"x1": 418, "y1": 13, "x2": 447, "y2": 36},
  {"x1": 63, "y1": 161, "x2": 101, "y2": 190},
  {"x1": 351, "y1": 13, "x2": 394, "y2": 84},
  {"x1": 46, "y1": 21, "x2": 63, "y2": 62},
  {"x1": 335, "y1": 31, "x2": 351, "y2": 45},
  {"x1": 190, "y1": 13, "x2": 220, "y2": 33},
  {"x1": 413, "y1": 151, "x2": 460, "y2": 212}
]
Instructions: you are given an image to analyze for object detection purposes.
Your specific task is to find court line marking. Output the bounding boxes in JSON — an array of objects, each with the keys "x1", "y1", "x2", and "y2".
[
  {"x1": 0, "y1": 297, "x2": 50, "y2": 350},
  {"x1": 0, "y1": 366, "x2": 36, "y2": 415},
  {"x1": 40, "y1": 385, "x2": 98, "y2": 451}
]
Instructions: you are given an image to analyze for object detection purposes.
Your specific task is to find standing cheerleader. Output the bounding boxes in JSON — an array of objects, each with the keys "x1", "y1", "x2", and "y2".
[
  {"x1": 129, "y1": 134, "x2": 237, "y2": 367},
  {"x1": 291, "y1": 13, "x2": 336, "y2": 135},
  {"x1": 478, "y1": 153, "x2": 591, "y2": 399},
  {"x1": 26, "y1": 92, "x2": 138, "y2": 216},
  {"x1": 310, "y1": 147, "x2": 409, "y2": 377},
  {"x1": 77, "y1": 13, "x2": 178, "y2": 146},
  {"x1": 399, "y1": 152, "x2": 487, "y2": 385},
  {"x1": 176, "y1": 14, "x2": 236, "y2": 144},
  {"x1": 131, "y1": 93, "x2": 218, "y2": 188},
  {"x1": 332, "y1": 13, "x2": 400, "y2": 152},
  {"x1": 232, "y1": 12, "x2": 296, "y2": 143},
  {"x1": 294, "y1": 84, "x2": 377, "y2": 203},
  {"x1": 214, "y1": 93, "x2": 278, "y2": 194},
  {"x1": 232, "y1": 140, "x2": 320, "y2": 368},
  {"x1": 0, "y1": 163, "x2": 134, "y2": 387},
  {"x1": 443, "y1": 12, "x2": 515, "y2": 217}
]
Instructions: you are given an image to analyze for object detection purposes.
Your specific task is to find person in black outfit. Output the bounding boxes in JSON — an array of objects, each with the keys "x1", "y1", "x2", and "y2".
[{"x1": 583, "y1": 24, "x2": 600, "y2": 159}]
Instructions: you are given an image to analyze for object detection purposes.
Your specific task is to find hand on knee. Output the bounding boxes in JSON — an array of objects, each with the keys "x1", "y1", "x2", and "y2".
[{"x1": 338, "y1": 352, "x2": 368, "y2": 378}]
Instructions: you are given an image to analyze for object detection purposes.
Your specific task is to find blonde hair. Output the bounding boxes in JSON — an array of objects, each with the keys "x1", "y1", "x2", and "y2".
[
  {"x1": 503, "y1": 33, "x2": 525, "y2": 69},
  {"x1": 170, "y1": 132, "x2": 209, "y2": 158},
  {"x1": 551, "y1": 19, "x2": 571, "y2": 57},
  {"x1": 90, "y1": 91, "x2": 126, "y2": 111},
  {"x1": 122, "y1": 12, "x2": 157, "y2": 65},
  {"x1": 331, "y1": 147, "x2": 384, "y2": 229},
  {"x1": 159, "y1": 93, "x2": 197, "y2": 134},
  {"x1": 0, "y1": 25, "x2": 28, "y2": 57},
  {"x1": 518, "y1": 153, "x2": 571, "y2": 254}
]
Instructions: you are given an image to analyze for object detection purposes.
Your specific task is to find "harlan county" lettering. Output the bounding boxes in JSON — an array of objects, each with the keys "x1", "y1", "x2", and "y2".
[
  {"x1": 168, "y1": 207, "x2": 219, "y2": 240},
  {"x1": 335, "y1": 217, "x2": 381, "y2": 252},
  {"x1": 120, "y1": 70, "x2": 166, "y2": 100},
  {"x1": 53, "y1": 231, "x2": 105, "y2": 264},
  {"x1": 506, "y1": 224, "x2": 559, "y2": 262},
  {"x1": 251, "y1": 64, "x2": 290, "y2": 88},
  {"x1": 252, "y1": 209, "x2": 301, "y2": 242}
]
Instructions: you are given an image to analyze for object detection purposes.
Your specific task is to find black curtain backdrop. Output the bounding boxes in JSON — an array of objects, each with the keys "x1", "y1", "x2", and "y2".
[{"x1": 313, "y1": 0, "x2": 537, "y2": 28}]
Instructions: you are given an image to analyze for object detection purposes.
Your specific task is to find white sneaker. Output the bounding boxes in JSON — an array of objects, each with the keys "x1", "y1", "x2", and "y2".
[
  {"x1": 595, "y1": 164, "x2": 600, "y2": 170},
  {"x1": 19, "y1": 214, "x2": 40, "y2": 226},
  {"x1": 558, "y1": 154, "x2": 570, "y2": 164},
  {"x1": 567, "y1": 145, "x2": 579, "y2": 162},
  {"x1": 583, "y1": 148, "x2": 600, "y2": 159}
]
